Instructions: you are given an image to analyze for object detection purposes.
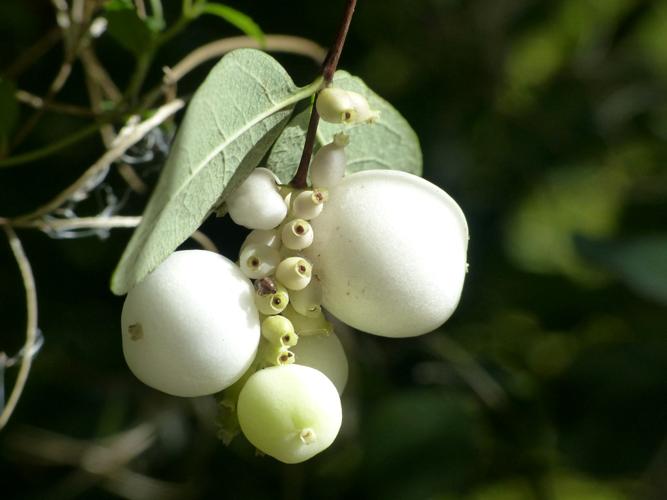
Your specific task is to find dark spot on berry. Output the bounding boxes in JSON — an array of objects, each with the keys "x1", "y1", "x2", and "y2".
[{"x1": 128, "y1": 323, "x2": 143, "y2": 341}]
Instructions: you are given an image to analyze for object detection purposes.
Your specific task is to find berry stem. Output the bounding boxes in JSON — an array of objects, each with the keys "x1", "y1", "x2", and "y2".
[{"x1": 290, "y1": 0, "x2": 357, "y2": 189}]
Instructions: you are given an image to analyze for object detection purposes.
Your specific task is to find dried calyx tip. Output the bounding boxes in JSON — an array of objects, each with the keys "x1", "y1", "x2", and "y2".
[
  {"x1": 255, "y1": 277, "x2": 277, "y2": 296},
  {"x1": 299, "y1": 428, "x2": 317, "y2": 445},
  {"x1": 333, "y1": 132, "x2": 350, "y2": 147}
]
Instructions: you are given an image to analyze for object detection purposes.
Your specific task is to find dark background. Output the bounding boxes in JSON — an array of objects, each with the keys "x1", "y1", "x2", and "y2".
[{"x1": 1, "y1": 1, "x2": 666, "y2": 499}]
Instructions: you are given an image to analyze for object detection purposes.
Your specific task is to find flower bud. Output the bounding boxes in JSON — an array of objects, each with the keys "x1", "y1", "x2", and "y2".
[
  {"x1": 239, "y1": 244, "x2": 280, "y2": 279},
  {"x1": 241, "y1": 229, "x2": 281, "y2": 252},
  {"x1": 289, "y1": 279, "x2": 322, "y2": 317},
  {"x1": 309, "y1": 134, "x2": 348, "y2": 189},
  {"x1": 254, "y1": 282, "x2": 289, "y2": 315},
  {"x1": 281, "y1": 219, "x2": 314, "y2": 250},
  {"x1": 262, "y1": 315, "x2": 298, "y2": 347},
  {"x1": 346, "y1": 90, "x2": 380, "y2": 123},
  {"x1": 276, "y1": 257, "x2": 312, "y2": 290},
  {"x1": 316, "y1": 88, "x2": 379, "y2": 124},
  {"x1": 261, "y1": 343, "x2": 295, "y2": 366},
  {"x1": 292, "y1": 189, "x2": 327, "y2": 220}
]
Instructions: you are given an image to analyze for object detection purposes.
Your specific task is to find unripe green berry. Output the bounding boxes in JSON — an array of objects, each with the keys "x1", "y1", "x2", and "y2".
[{"x1": 237, "y1": 364, "x2": 342, "y2": 464}]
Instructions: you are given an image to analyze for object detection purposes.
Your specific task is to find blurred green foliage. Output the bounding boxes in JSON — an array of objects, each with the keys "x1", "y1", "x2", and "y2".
[{"x1": 0, "y1": 1, "x2": 666, "y2": 499}]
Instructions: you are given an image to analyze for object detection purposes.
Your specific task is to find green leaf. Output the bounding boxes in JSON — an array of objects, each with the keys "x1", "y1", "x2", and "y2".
[
  {"x1": 504, "y1": 162, "x2": 631, "y2": 284},
  {"x1": 198, "y1": 3, "x2": 264, "y2": 45},
  {"x1": 111, "y1": 49, "x2": 320, "y2": 295},
  {"x1": 104, "y1": 0, "x2": 158, "y2": 56},
  {"x1": 265, "y1": 71, "x2": 423, "y2": 183},
  {"x1": 578, "y1": 235, "x2": 667, "y2": 304},
  {"x1": 0, "y1": 78, "x2": 19, "y2": 148}
]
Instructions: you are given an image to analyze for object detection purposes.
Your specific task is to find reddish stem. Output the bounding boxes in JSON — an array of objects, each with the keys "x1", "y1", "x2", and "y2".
[{"x1": 290, "y1": 0, "x2": 357, "y2": 188}]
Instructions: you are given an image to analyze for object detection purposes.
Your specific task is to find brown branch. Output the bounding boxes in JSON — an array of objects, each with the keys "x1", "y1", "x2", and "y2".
[{"x1": 290, "y1": 0, "x2": 357, "y2": 189}]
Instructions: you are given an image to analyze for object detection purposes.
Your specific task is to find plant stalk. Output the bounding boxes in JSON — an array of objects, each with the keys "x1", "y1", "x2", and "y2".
[{"x1": 290, "y1": 0, "x2": 357, "y2": 188}]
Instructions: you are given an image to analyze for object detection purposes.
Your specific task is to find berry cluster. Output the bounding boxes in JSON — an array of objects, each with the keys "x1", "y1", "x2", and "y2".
[{"x1": 120, "y1": 88, "x2": 469, "y2": 464}]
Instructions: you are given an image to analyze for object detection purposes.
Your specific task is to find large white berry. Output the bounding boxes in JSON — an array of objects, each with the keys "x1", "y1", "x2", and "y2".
[
  {"x1": 305, "y1": 170, "x2": 469, "y2": 338},
  {"x1": 237, "y1": 364, "x2": 342, "y2": 464},
  {"x1": 121, "y1": 250, "x2": 260, "y2": 397},
  {"x1": 226, "y1": 168, "x2": 287, "y2": 229},
  {"x1": 291, "y1": 331, "x2": 348, "y2": 394}
]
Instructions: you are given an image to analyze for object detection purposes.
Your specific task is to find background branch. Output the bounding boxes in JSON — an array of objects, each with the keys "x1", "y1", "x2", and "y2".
[{"x1": 0, "y1": 226, "x2": 39, "y2": 431}]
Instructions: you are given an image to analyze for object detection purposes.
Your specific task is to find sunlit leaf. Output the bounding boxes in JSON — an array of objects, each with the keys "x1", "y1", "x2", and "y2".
[
  {"x1": 265, "y1": 71, "x2": 422, "y2": 183},
  {"x1": 111, "y1": 49, "x2": 319, "y2": 294}
]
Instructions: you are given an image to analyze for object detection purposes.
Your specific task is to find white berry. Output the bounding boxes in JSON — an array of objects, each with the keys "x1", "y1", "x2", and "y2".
[
  {"x1": 291, "y1": 331, "x2": 348, "y2": 394},
  {"x1": 305, "y1": 170, "x2": 468, "y2": 338},
  {"x1": 121, "y1": 250, "x2": 260, "y2": 396},
  {"x1": 227, "y1": 168, "x2": 287, "y2": 229}
]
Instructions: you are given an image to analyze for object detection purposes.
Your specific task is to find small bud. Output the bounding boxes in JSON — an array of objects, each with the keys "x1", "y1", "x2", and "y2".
[
  {"x1": 290, "y1": 279, "x2": 323, "y2": 317},
  {"x1": 254, "y1": 282, "x2": 289, "y2": 315},
  {"x1": 292, "y1": 190, "x2": 328, "y2": 220},
  {"x1": 242, "y1": 229, "x2": 281, "y2": 252},
  {"x1": 346, "y1": 90, "x2": 380, "y2": 123},
  {"x1": 262, "y1": 343, "x2": 295, "y2": 366},
  {"x1": 282, "y1": 304, "x2": 333, "y2": 337},
  {"x1": 310, "y1": 134, "x2": 348, "y2": 189},
  {"x1": 281, "y1": 219, "x2": 314, "y2": 250},
  {"x1": 316, "y1": 87, "x2": 353, "y2": 123},
  {"x1": 276, "y1": 257, "x2": 312, "y2": 290},
  {"x1": 316, "y1": 88, "x2": 379, "y2": 124},
  {"x1": 239, "y1": 244, "x2": 280, "y2": 279},
  {"x1": 262, "y1": 315, "x2": 298, "y2": 347}
]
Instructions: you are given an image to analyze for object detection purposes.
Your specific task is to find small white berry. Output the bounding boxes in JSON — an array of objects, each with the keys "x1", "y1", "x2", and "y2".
[{"x1": 227, "y1": 168, "x2": 287, "y2": 230}]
